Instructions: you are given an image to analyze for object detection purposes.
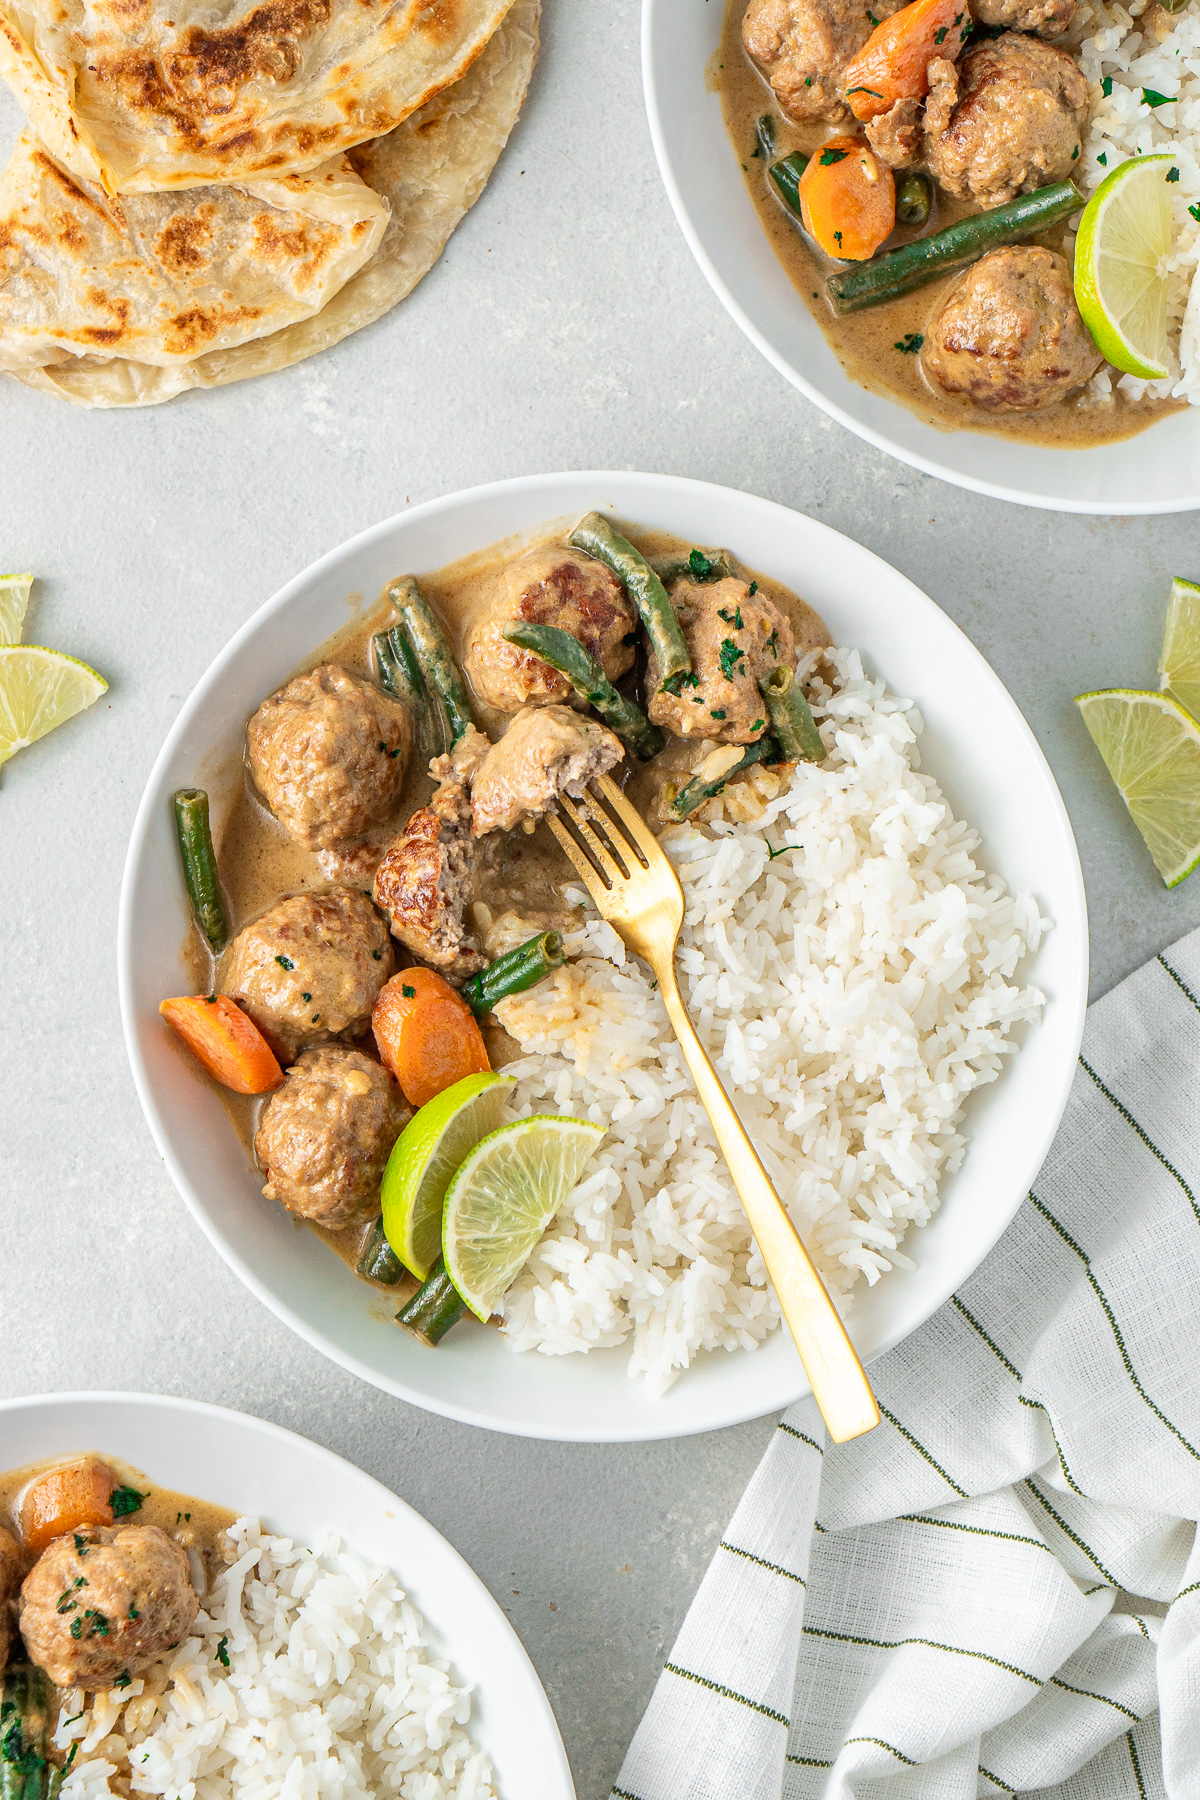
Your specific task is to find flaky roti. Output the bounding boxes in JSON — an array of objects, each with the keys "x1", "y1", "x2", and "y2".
[
  {"x1": 0, "y1": 0, "x2": 514, "y2": 193},
  {"x1": 13, "y1": 0, "x2": 537, "y2": 407}
]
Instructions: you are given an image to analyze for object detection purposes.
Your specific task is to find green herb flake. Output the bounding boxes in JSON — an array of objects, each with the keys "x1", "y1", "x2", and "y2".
[
  {"x1": 1190, "y1": 202, "x2": 1200, "y2": 221},
  {"x1": 688, "y1": 548, "x2": 714, "y2": 578},
  {"x1": 402, "y1": 984, "x2": 416, "y2": 998},
  {"x1": 301, "y1": 991, "x2": 312, "y2": 1002},
  {"x1": 109, "y1": 1485, "x2": 146, "y2": 1518},
  {"x1": 1101, "y1": 75, "x2": 1112, "y2": 95},
  {"x1": 56, "y1": 1592, "x2": 78, "y2": 1615},
  {"x1": 751, "y1": 719, "x2": 765, "y2": 732},
  {"x1": 311, "y1": 1013, "x2": 320, "y2": 1023},
  {"x1": 73, "y1": 1534, "x2": 89, "y2": 1556},
  {"x1": 662, "y1": 669, "x2": 701, "y2": 696},
  {"x1": 748, "y1": 581, "x2": 758, "y2": 596},
  {"x1": 1072, "y1": 144, "x2": 1079, "y2": 158},
  {"x1": 834, "y1": 229, "x2": 843, "y2": 246},
  {"x1": 819, "y1": 147, "x2": 849, "y2": 166},
  {"x1": 275, "y1": 954, "x2": 294, "y2": 971},
  {"x1": 718, "y1": 639, "x2": 745, "y2": 681},
  {"x1": 934, "y1": 23, "x2": 949, "y2": 40},
  {"x1": 69, "y1": 1619, "x2": 82, "y2": 1640},
  {"x1": 63, "y1": 1712, "x2": 84, "y2": 1728},
  {"x1": 112, "y1": 1671, "x2": 132, "y2": 1691},
  {"x1": 805, "y1": 74, "x2": 813, "y2": 85},
  {"x1": 1143, "y1": 87, "x2": 1172, "y2": 106},
  {"x1": 766, "y1": 628, "x2": 780, "y2": 657},
  {"x1": 84, "y1": 1610, "x2": 110, "y2": 1638},
  {"x1": 894, "y1": 332, "x2": 924, "y2": 353},
  {"x1": 717, "y1": 606, "x2": 744, "y2": 628},
  {"x1": 867, "y1": 9, "x2": 879, "y2": 22},
  {"x1": 846, "y1": 84, "x2": 882, "y2": 95},
  {"x1": 205, "y1": 994, "x2": 217, "y2": 1004},
  {"x1": 371, "y1": 949, "x2": 382, "y2": 960},
  {"x1": 128, "y1": 1605, "x2": 140, "y2": 1621},
  {"x1": 1168, "y1": 166, "x2": 1181, "y2": 181},
  {"x1": 1098, "y1": 152, "x2": 1108, "y2": 165},
  {"x1": 217, "y1": 1636, "x2": 230, "y2": 1668}
]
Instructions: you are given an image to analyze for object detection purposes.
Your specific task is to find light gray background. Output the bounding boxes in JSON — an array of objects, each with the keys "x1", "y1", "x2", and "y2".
[{"x1": 2, "y1": 3, "x2": 1197, "y2": 1793}]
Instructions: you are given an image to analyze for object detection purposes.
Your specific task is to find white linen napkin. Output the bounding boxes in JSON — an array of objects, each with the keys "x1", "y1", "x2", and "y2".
[{"x1": 612, "y1": 929, "x2": 1200, "y2": 1800}]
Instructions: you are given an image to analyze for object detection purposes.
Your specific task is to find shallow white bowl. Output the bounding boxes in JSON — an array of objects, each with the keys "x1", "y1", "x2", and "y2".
[
  {"x1": 0, "y1": 1392, "x2": 572, "y2": 1798},
  {"x1": 642, "y1": 0, "x2": 1200, "y2": 514},
  {"x1": 119, "y1": 470, "x2": 1088, "y2": 1441}
]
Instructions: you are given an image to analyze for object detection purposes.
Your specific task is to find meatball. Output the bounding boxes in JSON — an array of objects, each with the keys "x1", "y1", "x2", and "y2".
[
  {"x1": 373, "y1": 728, "x2": 491, "y2": 981},
  {"x1": 470, "y1": 707, "x2": 624, "y2": 838},
  {"x1": 246, "y1": 664, "x2": 412, "y2": 852},
  {"x1": 922, "y1": 246, "x2": 1101, "y2": 410},
  {"x1": 21, "y1": 1525, "x2": 197, "y2": 1689},
  {"x1": 0, "y1": 1528, "x2": 21, "y2": 1668},
  {"x1": 220, "y1": 888, "x2": 394, "y2": 1062},
  {"x1": 923, "y1": 35, "x2": 1087, "y2": 207},
  {"x1": 743, "y1": 0, "x2": 905, "y2": 122},
  {"x1": 647, "y1": 578, "x2": 796, "y2": 744},
  {"x1": 255, "y1": 1045, "x2": 409, "y2": 1229},
  {"x1": 970, "y1": 0, "x2": 1076, "y2": 37},
  {"x1": 463, "y1": 548, "x2": 637, "y2": 715}
]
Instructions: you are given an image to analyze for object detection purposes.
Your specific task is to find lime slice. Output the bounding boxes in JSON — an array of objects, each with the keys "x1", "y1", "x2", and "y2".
[
  {"x1": 1074, "y1": 155, "x2": 1176, "y2": 380},
  {"x1": 0, "y1": 646, "x2": 107, "y2": 769},
  {"x1": 442, "y1": 1115, "x2": 605, "y2": 1321},
  {"x1": 1158, "y1": 575, "x2": 1200, "y2": 721},
  {"x1": 381, "y1": 1071, "x2": 516, "y2": 1280},
  {"x1": 1076, "y1": 687, "x2": 1200, "y2": 885},
  {"x1": 0, "y1": 573, "x2": 32, "y2": 647}
]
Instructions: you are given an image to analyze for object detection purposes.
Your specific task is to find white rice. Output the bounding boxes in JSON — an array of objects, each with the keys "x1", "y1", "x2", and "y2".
[
  {"x1": 488, "y1": 649, "x2": 1049, "y2": 1396},
  {"x1": 56, "y1": 1518, "x2": 494, "y2": 1800}
]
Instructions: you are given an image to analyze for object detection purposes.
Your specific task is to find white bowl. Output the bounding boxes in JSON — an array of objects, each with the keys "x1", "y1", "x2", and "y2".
[
  {"x1": 119, "y1": 470, "x2": 1088, "y2": 1441},
  {"x1": 642, "y1": 0, "x2": 1200, "y2": 514},
  {"x1": 0, "y1": 1391, "x2": 573, "y2": 1798}
]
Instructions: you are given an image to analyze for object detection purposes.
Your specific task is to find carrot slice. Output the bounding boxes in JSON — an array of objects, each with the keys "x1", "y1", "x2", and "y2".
[
  {"x1": 160, "y1": 994, "x2": 284, "y2": 1095},
  {"x1": 843, "y1": 0, "x2": 967, "y2": 121},
  {"x1": 373, "y1": 968, "x2": 490, "y2": 1108},
  {"x1": 19, "y1": 1460, "x2": 116, "y2": 1551},
  {"x1": 798, "y1": 137, "x2": 896, "y2": 261}
]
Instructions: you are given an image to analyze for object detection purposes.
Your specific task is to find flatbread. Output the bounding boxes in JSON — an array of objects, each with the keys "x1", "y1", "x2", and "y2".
[
  {"x1": 0, "y1": 0, "x2": 514, "y2": 193},
  {"x1": 13, "y1": 0, "x2": 537, "y2": 406},
  {"x1": 0, "y1": 137, "x2": 388, "y2": 373}
]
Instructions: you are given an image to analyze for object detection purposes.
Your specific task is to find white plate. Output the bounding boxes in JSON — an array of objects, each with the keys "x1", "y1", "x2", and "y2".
[
  {"x1": 119, "y1": 470, "x2": 1088, "y2": 1441},
  {"x1": 0, "y1": 1391, "x2": 573, "y2": 1799},
  {"x1": 642, "y1": 0, "x2": 1200, "y2": 515}
]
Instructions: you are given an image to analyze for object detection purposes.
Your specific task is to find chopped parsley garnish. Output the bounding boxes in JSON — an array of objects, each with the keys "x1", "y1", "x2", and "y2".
[
  {"x1": 112, "y1": 1671, "x2": 132, "y2": 1691},
  {"x1": 751, "y1": 719, "x2": 765, "y2": 732},
  {"x1": 688, "y1": 548, "x2": 714, "y2": 578},
  {"x1": 128, "y1": 1605, "x2": 140, "y2": 1620},
  {"x1": 766, "y1": 629, "x2": 780, "y2": 657},
  {"x1": 934, "y1": 23, "x2": 948, "y2": 40},
  {"x1": 819, "y1": 147, "x2": 849, "y2": 166},
  {"x1": 109, "y1": 1485, "x2": 146, "y2": 1518},
  {"x1": 402, "y1": 984, "x2": 416, "y2": 998},
  {"x1": 894, "y1": 332, "x2": 924, "y2": 354},
  {"x1": 662, "y1": 669, "x2": 700, "y2": 696},
  {"x1": 718, "y1": 639, "x2": 745, "y2": 681},
  {"x1": 205, "y1": 994, "x2": 217, "y2": 1004},
  {"x1": 311, "y1": 1013, "x2": 320, "y2": 1023},
  {"x1": 216, "y1": 1636, "x2": 230, "y2": 1668},
  {"x1": 56, "y1": 1592, "x2": 78, "y2": 1615},
  {"x1": 1190, "y1": 202, "x2": 1200, "y2": 222},
  {"x1": 748, "y1": 581, "x2": 758, "y2": 596},
  {"x1": 83, "y1": 1610, "x2": 110, "y2": 1638},
  {"x1": 1098, "y1": 152, "x2": 1108, "y2": 165},
  {"x1": 275, "y1": 954, "x2": 294, "y2": 971},
  {"x1": 73, "y1": 1535, "x2": 89, "y2": 1556},
  {"x1": 1143, "y1": 87, "x2": 1172, "y2": 106},
  {"x1": 1101, "y1": 75, "x2": 1112, "y2": 96},
  {"x1": 834, "y1": 230, "x2": 843, "y2": 246},
  {"x1": 866, "y1": 9, "x2": 879, "y2": 22},
  {"x1": 389, "y1": 746, "x2": 402, "y2": 758},
  {"x1": 767, "y1": 843, "x2": 795, "y2": 860},
  {"x1": 1168, "y1": 166, "x2": 1180, "y2": 181},
  {"x1": 711, "y1": 709, "x2": 727, "y2": 720},
  {"x1": 378, "y1": 741, "x2": 386, "y2": 753},
  {"x1": 63, "y1": 1713, "x2": 84, "y2": 1728},
  {"x1": 301, "y1": 992, "x2": 312, "y2": 1002},
  {"x1": 717, "y1": 606, "x2": 744, "y2": 628},
  {"x1": 371, "y1": 949, "x2": 382, "y2": 960},
  {"x1": 846, "y1": 85, "x2": 882, "y2": 96},
  {"x1": 1072, "y1": 144, "x2": 1079, "y2": 158},
  {"x1": 805, "y1": 75, "x2": 812, "y2": 85},
  {"x1": 69, "y1": 1619, "x2": 82, "y2": 1640}
]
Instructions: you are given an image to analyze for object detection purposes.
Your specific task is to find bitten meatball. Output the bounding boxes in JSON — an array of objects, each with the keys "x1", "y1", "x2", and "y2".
[
  {"x1": 373, "y1": 728, "x2": 490, "y2": 981},
  {"x1": 255, "y1": 1045, "x2": 409, "y2": 1229},
  {"x1": 743, "y1": 0, "x2": 905, "y2": 122},
  {"x1": 470, "y1": 707, "x2": 624, "y2": 837},
  {"x1": 21, "y1": 1525, "x2": 198, "y2": 1689},
  {"x1": 220, "y1": 889, "x2": 394, "y2": 1062},
  {"x1": 970, "y1": 0, "x2": 1076, "y2": 37},
  {"x1": 246, "y1": 665, "x2": 412, "y2": 851},
  {"x1": 647, "y1": 578, "x2": 797, "y2": 744},
  {"x1": 464, "y1": 548, "x2": 637, "y2": 715},
  {"x1": 923, "y1": 35, "x2": 1087, "y2": 207},
  {"x1": 922, "y1": 246, "x2": 1101, "y2": 410}
]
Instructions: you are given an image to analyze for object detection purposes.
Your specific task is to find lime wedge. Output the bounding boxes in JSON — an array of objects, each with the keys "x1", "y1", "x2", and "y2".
[
  {"x1": 1074, "y1": 155, "x2": 1176, "y2": 379},
  {"x1": 1158, "y1": 575, "x2": 1200, "y2": 721},
  {"x1": 0, "y1": 646, "x2": 107, "y2": 769},
  {"x1": 381, "y1": 1071, "x2": 516, "y2": 1280},
  {"x1": 0, "y1": 573, "x2": 32, "y2": 647},
  {"x1": 442, "y1": 1115, "x2": 605, "y2": 1321},
  {"x1": 1076, "y1": 687, "x2": 1200, "y2": 885}
]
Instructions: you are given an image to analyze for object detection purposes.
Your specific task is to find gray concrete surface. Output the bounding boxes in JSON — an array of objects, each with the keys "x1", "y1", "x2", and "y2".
[{"x1": 2, "y1": 3, "x2": 1198, "y2": 1794}]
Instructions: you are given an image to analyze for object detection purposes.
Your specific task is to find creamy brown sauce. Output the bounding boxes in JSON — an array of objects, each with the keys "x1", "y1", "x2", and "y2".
[
  {"x1": 183, "y1": 520, "x2": 828, "y2": 1297},
  {"x1": 717, "y1": 0, "x2": 1182, "y2": 446}
]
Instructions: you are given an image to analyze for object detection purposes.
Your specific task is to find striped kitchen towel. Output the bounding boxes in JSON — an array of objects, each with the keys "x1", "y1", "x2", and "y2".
[{"x1": 613, "y1": 929, "x2": 1200, "y2": 1800}]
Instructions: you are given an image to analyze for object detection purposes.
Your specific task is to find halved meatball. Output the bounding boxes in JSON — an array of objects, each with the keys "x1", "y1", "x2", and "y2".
[
  {"x1": 21, "y1": 1525, "x2": 198, "y2": 1689},
  {"x1": 923, "y1": 35, "x2": 1087, "y2": 207},
  {"x1": 219, "y1": 889, "x2": 394, "y2": 1062},
  {"x1": 255, "y1": 1046, "x2": 409, "y2": 1229},
  {"x1": 463, "y1": 548, "x2": 637, "y2": 715},
  {"x1": 373, "y1": 728, "x2": 491, "y2": 981},
  {"x1": 922, "y1": 246, "x2": 1101, "y2": 410},
  {"x1": 743, "y1": 0, "x2": 905, "y2": 122},
  {"x1": 647, "y1": 578, "x2": 796, "y2": 744},
  {"x1": 246, "y1": 665, "x2": 411, "y2": 851},
  {"x1": 470, "y1": 707, "x2": 624, "y2": 837}
]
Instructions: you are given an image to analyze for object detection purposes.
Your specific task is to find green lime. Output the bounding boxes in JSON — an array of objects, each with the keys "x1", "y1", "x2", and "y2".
[
  {"x1": 1158, "y1": 575, "x2": 1200, "y2": 722},
  {"x1": 442, "y1": 1116, "x2": 605, "y2": 1322},
  {"x1": 0, "y1": 645, "x2": 107, "y2": 769},
  {"x1": 381, "y1": 1071, "x2": 515, "y2": 1281},
  {"x1": 0, "y1": 574, "x2": 32, "y2": 647},
  {"x1": 1074, "y1": 154, "x2": 1175, "y2": 380},
  {"x1": 1076, "y1": 687, "x2": 1200, "y2": 886}
]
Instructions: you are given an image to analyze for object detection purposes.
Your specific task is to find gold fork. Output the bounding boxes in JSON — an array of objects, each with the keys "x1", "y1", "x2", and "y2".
[{"x1": 546, "y1": 773, "x2": 880, "y2": 1444}]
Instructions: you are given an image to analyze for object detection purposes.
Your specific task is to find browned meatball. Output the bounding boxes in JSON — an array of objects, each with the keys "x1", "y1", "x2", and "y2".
[
  {"x1": 970, "y1": 0, "x2": 1076, "y2": 36},
  {"x1": 373, "y1": 728, "x2": 490, "y2": 981},
  {"x1": 463, "y1": 548, "x2": 637, "y2": 715},
  {"x1": 220, "y1": 889, "x2": 394, "y2": 1062},
  {"x1": 922, "y1": 246, "x2": 1101, "y2": 410},
  {"x1": 21, "y1": 1525, "x2": 197, "y2": 1689},
  {"x1": 0, "y1": 1528, "x2": 21, "y2": 1669},
  {"x1": 255, "y1": 1046, "x2": 409, "y2": 1229},
  {"x1": 470, "y1": 707, "x2": 624, "y2": 838},
  {"x1": 743, "y1": 0, "x2": 905, "y2": 122},
  {"x1": 648, "y1": 578, "x2": 796, "y2": 744},
  {"x1": 924, "y1": 35, "x2": 1087, "y2": 207},
  {"x1": 246, "y1": 665, "x2": 412, "y2": 852}
]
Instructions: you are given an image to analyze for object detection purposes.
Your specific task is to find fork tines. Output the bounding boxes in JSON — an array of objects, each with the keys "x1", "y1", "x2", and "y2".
[{"x1": 545, "y1": 776, "x2": 655, "y2": 903}]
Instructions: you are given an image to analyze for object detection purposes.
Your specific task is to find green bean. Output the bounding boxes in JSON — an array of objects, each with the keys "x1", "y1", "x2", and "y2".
[
  {"x1": 461, "y1": 930, "x2": 566, "y2": 1015},
  {"x1": 760, "y1": 667, "x2": 825, "y2": 762},
  {"x1": 668, "y1": 736, "x2": 781, "y2": 822},
  {"x1": 502, "y1": 621, "x2": 665, "y2": 761},
  {"x1": 896, "y1": 170, "x2": 932, "y2": 228},
  {"x1": 0, "y1": 1669, "x2": 48, "y2": 1800},
  {"x1": 357, "y1": 1215, "x2": 406, "y2": 1285},
  {"x1": 173, "y1": 789, "x2": 229, "y2": 955},
  {"x1": 567, "y1": 513, "x2": 692, "y2": 694},
  {"x1": 826, "y1": 181, "x2": 1081, "y2": 313},
  {"x1": 374, "y1": 623, "x2": 444, "y2": 759},
  {"x1": 652, "y1": 548, "x2": 739, "y2": 587},
  {"x1": 755, "y1": 114, "x2": 777, "y2": 159},
  {"x1": 397, "y1": 1259, "x2": 468, "y2": 1345},
  {"x1": 769, "y1": 151, "x2": 809, "y2": 219},
  {"x1": 385, "y1": 576, "x2": 477, "y2": 747}
]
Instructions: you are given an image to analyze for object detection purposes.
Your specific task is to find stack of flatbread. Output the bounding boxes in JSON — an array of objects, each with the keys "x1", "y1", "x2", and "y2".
[{"x1": 0, "y1": 0, "x2": 538, "y2": 403}]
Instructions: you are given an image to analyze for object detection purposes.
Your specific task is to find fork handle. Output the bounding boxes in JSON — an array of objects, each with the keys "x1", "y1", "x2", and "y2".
[{"x1": 655, "y1": 969, "x2": 880, "y2": 1444}]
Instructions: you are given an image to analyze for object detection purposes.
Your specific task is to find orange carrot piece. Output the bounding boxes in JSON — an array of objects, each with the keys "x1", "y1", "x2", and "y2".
[
  {"x1": 19, "y1": 1460, "x2": 116, "y2": 1551},
  {"x1": 372, "y1": 968, "x2": 490, "y2": 1108},
  {"x1": 843, "y1": 0, "x2": 967, "y2": 121},
  {"x1": 160, "y1": 994, "x2": 284, "y2": 1095},
  {"x1": 798, "y1": 137, "x2": 896, "y2": 261}
]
